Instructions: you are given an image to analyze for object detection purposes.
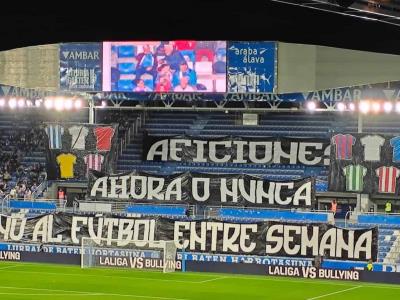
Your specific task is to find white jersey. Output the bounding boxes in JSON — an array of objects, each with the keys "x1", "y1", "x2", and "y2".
[
  {"x1": 360, "y1": 135, "x2": 385, "y2": 162},
  {"x1": 69, "y1": 126, "x2": 89, "y2": 150}
]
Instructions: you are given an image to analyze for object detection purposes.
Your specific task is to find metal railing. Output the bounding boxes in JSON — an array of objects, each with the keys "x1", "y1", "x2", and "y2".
[
  {"x1": 118, "y1": 113, "x2": 146, "y2": 156},
  {"x1": 203, "y1": 205, "x2": 333, "y2": 220},
  {"x1": 32, "y1": 179, "x2": 48, "y2": 199},
  {"x1": 345, "y1": 211, "x2": 400, "y2": 228}
]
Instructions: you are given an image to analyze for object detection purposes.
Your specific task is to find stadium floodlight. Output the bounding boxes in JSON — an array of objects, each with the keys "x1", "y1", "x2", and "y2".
[
  {"x1": 64, "y1": 98, "x2": 73, "y2": 110},
  {"x1": 372, "y1": 102, "x2": 381, "y2": 113},
  {"x1": 26, "y1": 100, "x2": 33, "y2": 107},
  {"x1": 9, "y1": 98, "x2": 17, "y2": 109},
  {"x1": 383, "y1": 102, "x2": 393, "y2": 113},
  {"x1": 359, "y1": 101, "x2": 370, "y2": 114},
  {"x1": 74, "y1": 99, "x2": 83, "y2": 109},
  {"x1": 306, "y1": 101, "x2": 317, "y2": 111},
  {"x1": 44, "y1": 98, "x2": 54, "y2": 109},
  {"x1": 54, "y1": 97, "x2": 64, "y2": 111},
  {"x1": 337, "y1": 102, "x2": 346, "y2": 111},
  {"x1": 17, "y1": 98, "x2": 25, "y2": 108},
  {"x1": 35, "y1": 99, "x2": 43, "y2": 107},
  {"x1": 348, "y1": 102, "x2": 356, "y2": 111},
  {"x1": 0, "y1": 98, "x2": 5, "y2": 107},
  {"x1": 396, "y1": 102, "x2": 400, "y2": 113}
]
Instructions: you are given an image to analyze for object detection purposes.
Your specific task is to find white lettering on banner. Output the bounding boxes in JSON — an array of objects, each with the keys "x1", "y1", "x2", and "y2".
[
  {"x1": 170, "y1": 139, "x2": 191, "y2": 162},
  {"x1": 248, "y1": 142, "x2": 272, "y2": 164},
  {"x1": 0, "y1": 251, "x2": 20, "y2": 261},
  {"x1": 209, "y1": 141, "x2": 232, "y2": 163},
  {"x1": 0, "y1": 216, "x2": 28, "y2": 242},
  {"x1": 70, "y1": 217, "x2": 155, "y2": 245},
  {"x1": 308, "y1": 88, "x2": 362, "y2": 102},
  {"x1": 298, "y1": 143, "x2": 323, "y2": 165},
  {"x1": 90, "y1": 175, "x2": 312, "y2": 206},
  {"x1": 301, "y1": 226, "x2": 319, "y2": 256},
  {"x1": 91, "y1": 176, "x2": 183, "y2": 201},
  {"x1": 32, "y1": 215, "x2": 61, "y2": 243},
  {"x1": 192, "y1": 140, "x2": 207, "y2": 163},
  {"x1": 268, "y1": 266, "x2": 360, "y2": 281},
  {"x1": 175, "y1": 222, "x2": 258, "y2": 254},
  {"x1": 191, "y1": 178, "x2": 210, "y2": 202},
  {"x1": 146, "y1": 139, "x2": 328, "y2": 165},
  {"x1": 0, "y1": 216, "x2": 375, "y2": 260},
  {"x1": 273, "y1": 142, "x2": 298, "y2": 164},
  {"x1": 232, "y1": 141, "x2": 247, "y2": 163},
  {"x1": 354, "y1": 231, "x2": 372, "y2": 260},
  {"x1": 0, "y1": 86, "x2": 55, "y2": 98},
  {"x1": 265, "y1": 225, "x2": 373, "y2": 260},
  {"x1": 268, "y1": 266, "x2": 301, "y2": 277},
  {"x1": 147, "y1": 140, "x2": 169, "y2": 161},
  {"x1": 62, "y1": 51, "x2": 100, "y2": 60}
]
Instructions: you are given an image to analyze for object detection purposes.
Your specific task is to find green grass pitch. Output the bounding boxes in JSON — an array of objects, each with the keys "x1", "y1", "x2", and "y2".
[{"x1": 0, "y1": 261, "x2": 399, "y2": 299}]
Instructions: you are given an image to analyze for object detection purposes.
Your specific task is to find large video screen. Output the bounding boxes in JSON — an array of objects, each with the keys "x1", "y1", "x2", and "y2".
[{"x1": 102, "y1": 41, "x2": 226, "y2": 93}]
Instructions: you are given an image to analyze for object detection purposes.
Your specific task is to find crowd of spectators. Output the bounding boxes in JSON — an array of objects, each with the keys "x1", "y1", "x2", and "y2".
[{"x1": 0, "y1": 124, "x2": 48, "y2": 199}]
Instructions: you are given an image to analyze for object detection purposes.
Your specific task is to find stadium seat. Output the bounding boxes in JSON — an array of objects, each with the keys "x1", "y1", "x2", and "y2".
[{"x1": 117, "y1": 45, "x2": 136, "y2": 58}]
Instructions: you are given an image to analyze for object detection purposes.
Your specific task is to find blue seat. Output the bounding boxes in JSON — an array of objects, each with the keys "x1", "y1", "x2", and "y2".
[
  {"x1": 117, "y1": 80, "x2": 135, "y2": 91},
  {"x1": 118, "y1": 63, "x2": 136, "y2": 74},
  {"x1": 10, "y1": 200, "x2": 56, "y2": 211},
  {"x1": 118, "y1": 45, "x2": 136, "y2": 58},
  {"x1": 126, "y1": 205, "x2": 186, "y2": 217}
]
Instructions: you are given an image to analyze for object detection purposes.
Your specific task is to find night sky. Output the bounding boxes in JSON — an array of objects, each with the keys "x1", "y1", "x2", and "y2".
[{"x1": 2, "y1": 0, "x2": 400, "y2": 54}]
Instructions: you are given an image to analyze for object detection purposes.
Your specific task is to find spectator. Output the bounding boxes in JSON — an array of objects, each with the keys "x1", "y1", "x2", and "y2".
[
  {"x1": 331, "y1": 199, "x2": 337, "y2": 217},
  {"x1": 24, "y1": 189, "x2": 32, "y2": 200},
  {"x1": 385, "y1": 201, "x2": 392, "y2": 214},
  {"x1": 136, "y1": 44, "x2": 157, "y2": 79},
  {"x1": 172, "y1": 62, "x2": 197, "y2": 88},
  {"x1": 58, "y1": 188, "x2": 65, "y2": 200},
  {"x1": 31, "y1": 183, "x2": 38, "y2": 193},
  {"x1": 9, "y1": 187, "x2": 17, "y2": 198},
  {"x1": 163, "y1": 42, "x2": 186, "y2": 72},
  {"x1": 366, "y1": 259, "x2": 374, "y2": 271},
  {"x1": 174, "y1": 76, "x2": 195, "y2": 92},
  {"x1": 314, "y1": 254, "x2": 323, "y2": 269},
  {"x1": 3, "y1": 170, "x2": 11, "y2": 183},
  {"x1": 156, "y1": 64, "x2": 173, "y2": 84},
  {"x1": 155, "y1": 76, "x2": 172, "y2": 92},
  {"x1": 134, "y1": 79, "x2": 152, "y2": 92}
]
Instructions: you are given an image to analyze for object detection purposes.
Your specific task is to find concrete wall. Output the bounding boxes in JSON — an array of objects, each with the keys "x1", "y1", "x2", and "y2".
[
  {"x1": 277, "y1": 42, "x2": 400, "y2": 93},
  {"x1": 0, "y1": 44, "x2": 59, "y2": 91}
]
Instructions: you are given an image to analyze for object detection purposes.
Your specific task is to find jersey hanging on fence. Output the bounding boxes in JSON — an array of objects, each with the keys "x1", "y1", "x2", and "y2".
[
  {"x1": 331, "y1": 134, "x2": 355, "y2": 160},
  {"x1": 376, "y1": 166, "x2": 400, "y2": 194},
  {"x1": 343, "y1": 164, "x2": 367, "y2": 192},
  {"x1": 56, "y1": 153, "x2": 77, "y2": 179},
  {"x1": 390, "y1": 137, "x2": 400, "y2": 162},
  {"x1": 329, "y1": 133, "x2": 400, "y2": 195},
  {"x1": 84, "y1": 154, "x2": 104, "y2": 175},
  {"x1": 46, "y1": 124, "x2": 64, "y2": 149},
  {"x1": 44, "y1": 123, "x2": 119, "y2": 181},
  {"x1": 360, "y1": 135, "x2": 385, "y2": 162},
  {"x1": 93, "y1": 127, "x2": 115, "y2": 151},
  {"x1": 69, "y1": 126, "x2": 89, "y2": 150}
]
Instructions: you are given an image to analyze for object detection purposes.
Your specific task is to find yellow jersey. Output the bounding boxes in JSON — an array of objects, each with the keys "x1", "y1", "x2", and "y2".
[{"x1": 56, "y1": 153, "x2": 77, "y2": 179}]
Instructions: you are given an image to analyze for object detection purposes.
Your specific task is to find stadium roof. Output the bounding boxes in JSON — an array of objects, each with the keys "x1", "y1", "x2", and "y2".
[
  {"x1": 3, "y1": 0, "x2": 400, "y2": 54},
  {"x1": 271, "y1": 0, "x2": 400, "y2": 26}
]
